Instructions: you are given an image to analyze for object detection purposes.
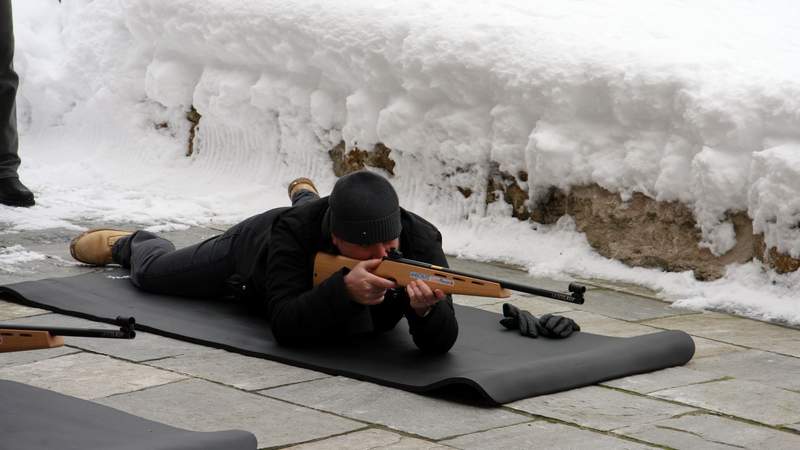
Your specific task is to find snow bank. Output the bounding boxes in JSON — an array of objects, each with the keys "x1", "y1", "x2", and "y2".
[
  {"x1": 15, "y1": 0, "x2": 800, "y2": 253},
  {"x1": 749, "y1": 144, "x2": 800, "y2": 257},
  {"x1": 5, "y1": 0, "x2": 800, "y2": 324}
]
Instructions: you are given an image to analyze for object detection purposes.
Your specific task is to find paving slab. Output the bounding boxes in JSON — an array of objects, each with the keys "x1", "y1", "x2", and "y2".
[
  {"x1": 0, "y1": 246, "x2": 90, "y2": 285},
  {"x1": 686, "y1": 349, "x2": 800, "y2": 391},
  {"x1": 652, "y1": 379, "x2": 800, "y2": 426},
  {"x1": 96, "y1": 378, "x2": 363, "y2": 448},
  {"x1": 0, "y1": 345, "x2": 79, "y2": 368},
  {"x1": 1, "y1": 313, "x2": 211, "y2": 361},
  {"x1": 541, "y1": 310, "x2": 661, "y2": 338},
  {"x1": 643, "y1": 312, "x2": 800, "y2": 357},
  {"x1": 147, "y1": 348, "x2": 329, "y2": 390},
  {"x1": 508, "y1": 385, "x2": 695, "y2": 431},
  {"x1": 0, "y1": 299, "x2": 49, "y2": 320},
  {"x1": 0, "y1": 226, "x2": 99, "y2": 284},
  {"x1": 574, "y1": 289, "x2": 696, "y2": 322},
  {"x1": 689, "y1": 336, "x2": 746, "y2": 360},
  {"x1": 602, "y1": 366, "x2": 723, "y2": 394},
  {"x1": 263, "y1": 376, "x2": 530, "y2": 440},
  {"x1": 0, "y1": 352, "x2": 186, "y2": 399},
  {"x1": 0, "y1": 227, "x2": 79, "y2": 252},
  {"x1": 286, "y1": 428, "x2": 450, "y2": 449},
  {"x1": 617, "y1": 412, "x2": 800, "y2": 450},
  {"x1": 441, "y1": 421, "x2": 657, "y2": 450}
]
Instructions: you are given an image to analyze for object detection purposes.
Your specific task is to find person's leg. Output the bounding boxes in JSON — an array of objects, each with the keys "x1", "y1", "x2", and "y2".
[
  {"x1": 0, "y1": 0, "x2": 20, "y2": 180},
  {"x1": 93, "y1": 177, "x2": 320, "y2": 297},
  {"x1": 291, "y1": 188, "x2": 319, "y2": 206},
  {"x1": 112, "y1": 231, "x2": 237, "y2": 298},
  {"x1": 0, "y1": 0, "x2": 34, "y2": 207},
  {"x1": 288, "y1": 177, "x2": 319, "y2": 206}
]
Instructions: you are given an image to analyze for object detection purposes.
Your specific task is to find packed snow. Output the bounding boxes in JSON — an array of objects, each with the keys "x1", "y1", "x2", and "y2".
[
  {"x1": 3, "y1": 0, "x2": 800, "y2": 324},
  {"x1": 0, "y1": 245, "x2": 46, "y2": 274}
]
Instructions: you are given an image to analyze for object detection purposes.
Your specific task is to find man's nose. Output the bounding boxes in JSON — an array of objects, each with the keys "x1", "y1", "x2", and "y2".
[{"x1": 371, "y1": 244, "x2": 389, "y2": 259}]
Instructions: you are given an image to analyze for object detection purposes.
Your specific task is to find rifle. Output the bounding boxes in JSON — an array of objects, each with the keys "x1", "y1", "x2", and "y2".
[
  {"x1": 313, "y1": 249, "x2": 586, "y2": 304},
  {"x1": 0, "y1": 316, "x2": 136, "y2": 353}
]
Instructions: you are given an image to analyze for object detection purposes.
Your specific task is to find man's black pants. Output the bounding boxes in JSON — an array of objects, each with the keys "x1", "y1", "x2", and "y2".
[
  {"x1": 0, "y1": 0, "x2": 21, "y2": 180},
  {"x1": 112, "y1": 190, "x2": 319, "y2": 297}
]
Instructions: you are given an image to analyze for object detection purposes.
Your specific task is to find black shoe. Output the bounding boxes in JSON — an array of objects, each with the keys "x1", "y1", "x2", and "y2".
[{"x1": 0, "y1": 177, "x2": 35, "y2": 207}]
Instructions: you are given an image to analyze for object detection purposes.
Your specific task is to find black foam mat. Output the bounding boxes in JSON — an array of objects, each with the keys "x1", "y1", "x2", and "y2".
[
  {"x1": 0, "y1": 269, "x2": 695, "y2": 404},
  {"x1": 0, "y1": 379, "x2": 257, "y2": 450}
]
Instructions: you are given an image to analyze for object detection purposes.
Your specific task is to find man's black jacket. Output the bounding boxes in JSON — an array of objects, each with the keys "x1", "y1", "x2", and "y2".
[{"x1": 231, "y1": 196, "x2": 458, "y2": 353}]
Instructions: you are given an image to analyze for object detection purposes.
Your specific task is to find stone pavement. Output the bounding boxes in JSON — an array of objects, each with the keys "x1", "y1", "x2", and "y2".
[{"x1": 2, "y1": 224, "x2": 800, "y2": 449}]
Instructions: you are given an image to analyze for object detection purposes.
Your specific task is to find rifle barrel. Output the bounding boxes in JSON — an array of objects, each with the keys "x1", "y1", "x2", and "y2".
[
  {"x1": 388, "y1": 255, "x2": 585, "y2": 304},
  {"x1": 0, "y1": 316, "x2": 136, "y2": 339},
  {"x1": 0, "y1": 325, "x2": 131, "y2": 339}
]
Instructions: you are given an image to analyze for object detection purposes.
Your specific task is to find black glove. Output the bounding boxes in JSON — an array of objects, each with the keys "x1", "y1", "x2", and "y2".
[
  {"x1": 500, "y1": 303, "x2": 580, "y2": 339},
  {"x1": 500, "y1": 303, "x2": 540, "y2": 337},
  {"x1": 536, "y1": 313, "x2": 581, "y2": 338}
]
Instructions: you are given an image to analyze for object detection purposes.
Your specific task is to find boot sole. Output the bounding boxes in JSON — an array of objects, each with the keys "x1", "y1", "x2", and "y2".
[{"x1": 0, "y1": 196, "x2": 35, "y2": 207}]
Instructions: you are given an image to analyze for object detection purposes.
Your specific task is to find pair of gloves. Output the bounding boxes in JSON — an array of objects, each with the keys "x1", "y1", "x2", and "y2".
[{"x1": 500, "y1": 303, "x2": 580, "y2": 339}]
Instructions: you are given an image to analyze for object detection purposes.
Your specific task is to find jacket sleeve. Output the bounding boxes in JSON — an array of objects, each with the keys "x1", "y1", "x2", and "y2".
[
  {"x1": 406, "y1": 297, "x2": 458, "y2": 354},
  {"x1": 265, "y1": 217, "x2": 370, "y2": 346},
  {"x1": 369, "y1": 288, "x2": 458, "y2": 354}
]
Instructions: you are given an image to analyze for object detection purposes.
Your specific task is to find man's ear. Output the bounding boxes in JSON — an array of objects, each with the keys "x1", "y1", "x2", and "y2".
[{"x1": 331, "y1": 233, "x2": 341, "y2": 249}]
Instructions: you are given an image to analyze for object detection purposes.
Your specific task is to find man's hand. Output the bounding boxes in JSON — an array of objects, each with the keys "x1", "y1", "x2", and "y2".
[
  {"x1": 407, "y1": 279, "x2": 445, "y2": 317},
  {"x1": 343, "y1": 259, "x2": 397, "y2": 305}
]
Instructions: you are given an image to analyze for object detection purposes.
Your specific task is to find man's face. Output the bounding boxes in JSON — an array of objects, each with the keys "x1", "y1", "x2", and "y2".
[{"x1": 332, "y1": 234, "x2": 400, "y2": 260}]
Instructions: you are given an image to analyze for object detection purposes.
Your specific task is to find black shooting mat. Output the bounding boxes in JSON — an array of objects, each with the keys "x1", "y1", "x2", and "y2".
[
  {"x1": 0, "y1": 380, "x2": 257, "y2": 450},
  {"x1": 0, "y1": 269, "x2": 695, "y2": 405}
]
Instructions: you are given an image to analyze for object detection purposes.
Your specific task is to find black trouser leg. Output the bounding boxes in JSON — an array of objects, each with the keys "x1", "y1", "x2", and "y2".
[
  {"x1": 112, "y1": 230, "x2": 237, "y2": 298},
  {"x1": 0, "y1": 0, "x2": 20, "y2": 180},
  {"x1": 290, "y1": 188, "x2": 320, "y2": 206},
  {"x1": 111, "y1": 189, "x2": 320, "y2": 298}
]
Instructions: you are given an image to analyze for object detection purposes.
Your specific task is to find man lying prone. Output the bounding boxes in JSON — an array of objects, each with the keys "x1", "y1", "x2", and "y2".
[{"x1": 70, "y1": 171, "x2": 458, "y2": 353}]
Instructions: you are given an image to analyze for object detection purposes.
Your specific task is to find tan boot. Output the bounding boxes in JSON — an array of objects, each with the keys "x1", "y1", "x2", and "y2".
[
  {"x1": 70, "y1": 229, "x2": 133, "y2": 265},
  {"x1": 287, "y1": 177, "x2": 318, "y2": 200}
]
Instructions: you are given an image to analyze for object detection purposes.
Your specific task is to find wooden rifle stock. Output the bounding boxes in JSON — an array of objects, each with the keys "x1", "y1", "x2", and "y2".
[
  {"x1": 313, "y1": 250, "x2": 586, "y2": 304},
  {"x1": 0, "y1": 316, "x2": 136, "y2": 353}
]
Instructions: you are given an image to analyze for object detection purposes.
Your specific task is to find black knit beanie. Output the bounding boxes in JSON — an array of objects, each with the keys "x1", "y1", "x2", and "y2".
[{"x1": 327, "y1": 171, "x2": 402, "y2": 245}]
